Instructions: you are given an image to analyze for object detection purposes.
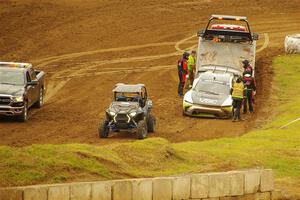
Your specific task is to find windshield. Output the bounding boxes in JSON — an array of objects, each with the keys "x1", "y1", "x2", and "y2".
[
  {"x1": 194, "y1": 80, "x2": 230, "y2": 95},
  {"x1": 0, "y1": 69, "x2": 24, "y2": 85},
  {"x1": 114, "y1": 92, "x2": 143, "y2": 101}
]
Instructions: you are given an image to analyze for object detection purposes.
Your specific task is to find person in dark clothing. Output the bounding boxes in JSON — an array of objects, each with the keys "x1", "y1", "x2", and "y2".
[
  {"x1": 242, "y1": 60, "x2": 253, "y2": 76},
  {"x1": 231, "y1": 77, "x2": 245, "y2": 122},
  {"x1": 177, "y1": 52, "x2": 189, "y2": 97},
  {"x1": 243, "y1": 73, "x2": 256, "y2": 113}
]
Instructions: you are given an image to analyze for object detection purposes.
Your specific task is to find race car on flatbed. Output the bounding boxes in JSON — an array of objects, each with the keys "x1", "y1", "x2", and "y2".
[
  {"x1": 0, "y1": 62, "x2": 45, "y2": 121},
  {"x1": 98, "y1": 83, "x2": 156, "y2": 139},
  {"x1": 183, "y1": 15, "x2": 258, "y2": 118}
]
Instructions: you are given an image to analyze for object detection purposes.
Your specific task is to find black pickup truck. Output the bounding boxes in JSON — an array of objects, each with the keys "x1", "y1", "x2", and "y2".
[{"x1": 0, "y1": 62, "x2": 45, "y2": 121}]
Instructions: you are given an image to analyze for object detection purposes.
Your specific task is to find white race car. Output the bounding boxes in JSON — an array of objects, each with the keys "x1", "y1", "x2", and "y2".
[{"x1": 183, "y1": 71, "x2": 233, "y2": 118}]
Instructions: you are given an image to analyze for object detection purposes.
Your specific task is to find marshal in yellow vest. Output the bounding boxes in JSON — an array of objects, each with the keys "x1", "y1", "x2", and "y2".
[{"x1": 232, "y1": 82, "x2": 244, "y2": 99}]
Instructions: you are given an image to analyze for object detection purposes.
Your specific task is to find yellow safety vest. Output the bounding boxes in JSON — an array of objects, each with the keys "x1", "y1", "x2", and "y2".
[
  {"x1": 232, "y1": 82, "x2": 244, "y2": 99},
  {"x1": 187, "y1": 55, "x2": 196, "y2": 71}
]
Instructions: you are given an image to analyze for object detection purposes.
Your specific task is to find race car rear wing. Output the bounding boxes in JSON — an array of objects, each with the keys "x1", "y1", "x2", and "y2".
[{"x1": 198, "y1": 15, "x2": 258, "y2": 42}]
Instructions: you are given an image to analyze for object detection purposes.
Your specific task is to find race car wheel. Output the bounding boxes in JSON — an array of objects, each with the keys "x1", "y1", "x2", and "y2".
[
  {"x1": 99, "y1": 120, "x2": 109, "y2": 138},
  {"x1": 137, "y1": 120, "x2": 147, "y2": 139},
  {"x1": 147, "y1": 114, "x2": 156, "y2": 133}
]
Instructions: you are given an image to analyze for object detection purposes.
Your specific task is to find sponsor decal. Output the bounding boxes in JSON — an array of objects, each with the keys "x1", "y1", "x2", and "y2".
[{"x1": 199, "y1": 98, "x2": 218, "y2": 105}]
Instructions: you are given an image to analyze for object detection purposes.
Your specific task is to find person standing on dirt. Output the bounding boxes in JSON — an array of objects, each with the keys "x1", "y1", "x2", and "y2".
[
  {"x1": 243, "y1": 73, "x2": 256, "y2": 114},
  {"x1": 242, "y1": 60, "x2": 253, "y2": 76},
  {"x1": 177, "y1": 52, "x2": 189, "y2": 97},
  {"x1": 231, "y1": 77, "x2": 245, "y2": 122},
  {"x1": 186, "y1": 50, "x2": 196, "y2": 88}
]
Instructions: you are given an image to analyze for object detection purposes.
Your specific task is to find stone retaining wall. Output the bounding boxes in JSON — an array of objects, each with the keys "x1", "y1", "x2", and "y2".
[{"x1": 0, "y1": 169, "x2": 274, "y2": 200}]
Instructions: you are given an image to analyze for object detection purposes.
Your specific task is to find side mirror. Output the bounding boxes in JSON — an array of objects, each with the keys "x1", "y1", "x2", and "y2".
[
  {"x1": 147, "y1": 100, "x2": 153, "y2": 109},
  {"x1": 252, "y1": 33, "x2": 259, "y2": 41},
  {"x1": 197, "y1": 30, "x2": 205, "y2": 37},
  {"x1": 27, "y1": 80, "x2": 38, "y2": 86}
]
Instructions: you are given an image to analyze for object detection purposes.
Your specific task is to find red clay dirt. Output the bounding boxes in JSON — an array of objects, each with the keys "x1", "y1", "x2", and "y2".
[{"x1": 0, "y1": 0, "x2": 300, "y2": 147}]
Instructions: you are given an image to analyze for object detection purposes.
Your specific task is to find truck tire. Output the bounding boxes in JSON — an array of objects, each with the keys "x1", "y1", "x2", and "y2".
[
  {"x1": 98, "y1": 120, "x2": 109, "y2": 138},
  {"x1": 35, "y1": 87, "x2": 44, "y2": 108},
  {"x1": 137, "y1": 120, "x2": 147, "y2": 139},
  {"x1": 18, "y1": 101, "x2": 28, "y2": 122},
  {"x1": 147, "y1": 114, "x2": 156, "y2": 133}
]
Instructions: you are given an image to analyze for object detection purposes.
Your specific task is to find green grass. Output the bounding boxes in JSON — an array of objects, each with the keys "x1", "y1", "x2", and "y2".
[{"x1": 0, "y1": 55, "x2": 300, "y2": 187}]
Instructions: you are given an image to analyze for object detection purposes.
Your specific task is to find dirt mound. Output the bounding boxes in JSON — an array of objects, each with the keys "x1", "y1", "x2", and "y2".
[{"x1": 1, "y1": 0, "x2": 300, "y2": 146}]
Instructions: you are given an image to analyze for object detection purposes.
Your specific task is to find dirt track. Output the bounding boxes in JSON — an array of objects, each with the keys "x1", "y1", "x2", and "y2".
[{"x1": 0, "y1": 0, "x2": 300, "y2": 146}]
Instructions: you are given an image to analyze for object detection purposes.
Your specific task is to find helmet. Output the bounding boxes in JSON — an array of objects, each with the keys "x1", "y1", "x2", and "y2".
[
  {"x1": 183, "y1": 52, "x2": 189, "y2": 59},
  {"x1": 242, "y1": 60, "x2": 249, "y2": 65}
]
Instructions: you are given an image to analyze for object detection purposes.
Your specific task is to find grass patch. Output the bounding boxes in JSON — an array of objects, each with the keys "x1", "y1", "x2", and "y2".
[{"x1": 0, "y1": 55, "x2": 299, "y2": 187}]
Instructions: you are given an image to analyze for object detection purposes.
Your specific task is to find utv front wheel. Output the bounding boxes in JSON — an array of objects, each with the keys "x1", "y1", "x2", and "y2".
[
  {"x1": 147, "y1": 114, "x2": 156, "y2": 133},
  {"x1": 137, "y1": 120, "x2": 147, "y2": 139},
  {"x1": 98, "y1": 120, "x2": 109, "y2": 138}
]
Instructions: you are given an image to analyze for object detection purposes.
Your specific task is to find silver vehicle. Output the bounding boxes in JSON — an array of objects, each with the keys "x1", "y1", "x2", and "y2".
[
  {"x1": 98, "y1": 83, "x2": 156, "y2": 139},
  {"x1": 183, "y1": 72, "x2": 233, "y2": 118}
]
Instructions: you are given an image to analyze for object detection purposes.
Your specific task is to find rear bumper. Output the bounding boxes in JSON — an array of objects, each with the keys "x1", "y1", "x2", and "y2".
[
  {"x1": 183, "y1": 101, "x2": 232, "y2": 118},
  {"x1": 0, "y1": 105, "x2": 24, "y2": 116}
]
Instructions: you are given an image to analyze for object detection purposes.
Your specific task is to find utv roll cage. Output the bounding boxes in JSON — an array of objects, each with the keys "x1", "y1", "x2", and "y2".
[{"x1": 112, "y1": 83, "x2": 148, "y2": 107}]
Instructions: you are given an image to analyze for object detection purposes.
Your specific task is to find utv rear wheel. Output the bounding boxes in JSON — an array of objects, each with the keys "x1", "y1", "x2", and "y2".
[
  {"x1": 137, "y1": 120, "x2": 147, "y2": 139},
  {"x1": 99, "y1": 120, "x2": 109, "y2": 138},
  {"x1": 147, "y1": 114, "x2": 156, "y2": 133}
]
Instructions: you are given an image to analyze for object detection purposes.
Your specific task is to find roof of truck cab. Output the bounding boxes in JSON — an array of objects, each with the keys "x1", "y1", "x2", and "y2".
[
  {"x1": 113, "y1": 84, "x2": 145, "y2": 93},
  {"x1": 211, "y1": 15, "x2": 247, "y2": 21},
  {"x1": 0, "y1": 62, "x2": 32, "y2": 69}
]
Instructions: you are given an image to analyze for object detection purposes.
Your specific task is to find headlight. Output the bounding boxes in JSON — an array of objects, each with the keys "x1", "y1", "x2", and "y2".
[
  {"x1": 129, "y1": 112, "x2": 137, "y2": 117},
  {"x1": 109, "y1": 111, "x2": 116, "y2": 116},
  {"x1": 13, "y1": 96, "x2": 24, "y2": 102}
]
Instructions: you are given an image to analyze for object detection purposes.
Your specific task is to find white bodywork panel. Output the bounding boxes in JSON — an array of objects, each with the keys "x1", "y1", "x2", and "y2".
[{"x1": 285, "y1": 34, "x2": 300, "y2": 54}]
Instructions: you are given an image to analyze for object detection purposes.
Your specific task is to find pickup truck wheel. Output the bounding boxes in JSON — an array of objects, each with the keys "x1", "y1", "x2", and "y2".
[
  {"x1": 36, "y1": 88, "x2": 44, "y2": 108},
  {"x1": 137, "y1": 120, "x2": 147, "y2": 139},
  {"x1": 18, "y1": 101, "x2": 28, "y2": 122},
  {"x1": 147, "y1": 114, "x2": 156, "y2": 133},
  {"x1": 98, "y1": 120, "x2": 109, "y2": 138}
]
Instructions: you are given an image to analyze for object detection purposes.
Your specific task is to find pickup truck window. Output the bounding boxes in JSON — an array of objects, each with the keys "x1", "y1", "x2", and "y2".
[
  {"x1": 26, "y1": 71, "x2": 32, "y2": 82},
  {"x1": 0, "y1": 69, "x2": 25, "y2": 85},
  {"x1": 29, "y1": 68, "x2": 37, "y2": 80}
]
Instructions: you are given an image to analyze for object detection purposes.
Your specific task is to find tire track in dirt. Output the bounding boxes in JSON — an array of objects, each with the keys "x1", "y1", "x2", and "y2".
[
  {"x1": 42, "y1": 33, "x2": 268, "y2": 102},
  {"x1": 34, "y1": 41, "x2": 196, "y2": 68},
  {"x1": 43, "y1": 35, "x2": 198, "y2": 102},
  {"x1": 257, "y1": 33, "x2": 269, "y2": 53}
]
